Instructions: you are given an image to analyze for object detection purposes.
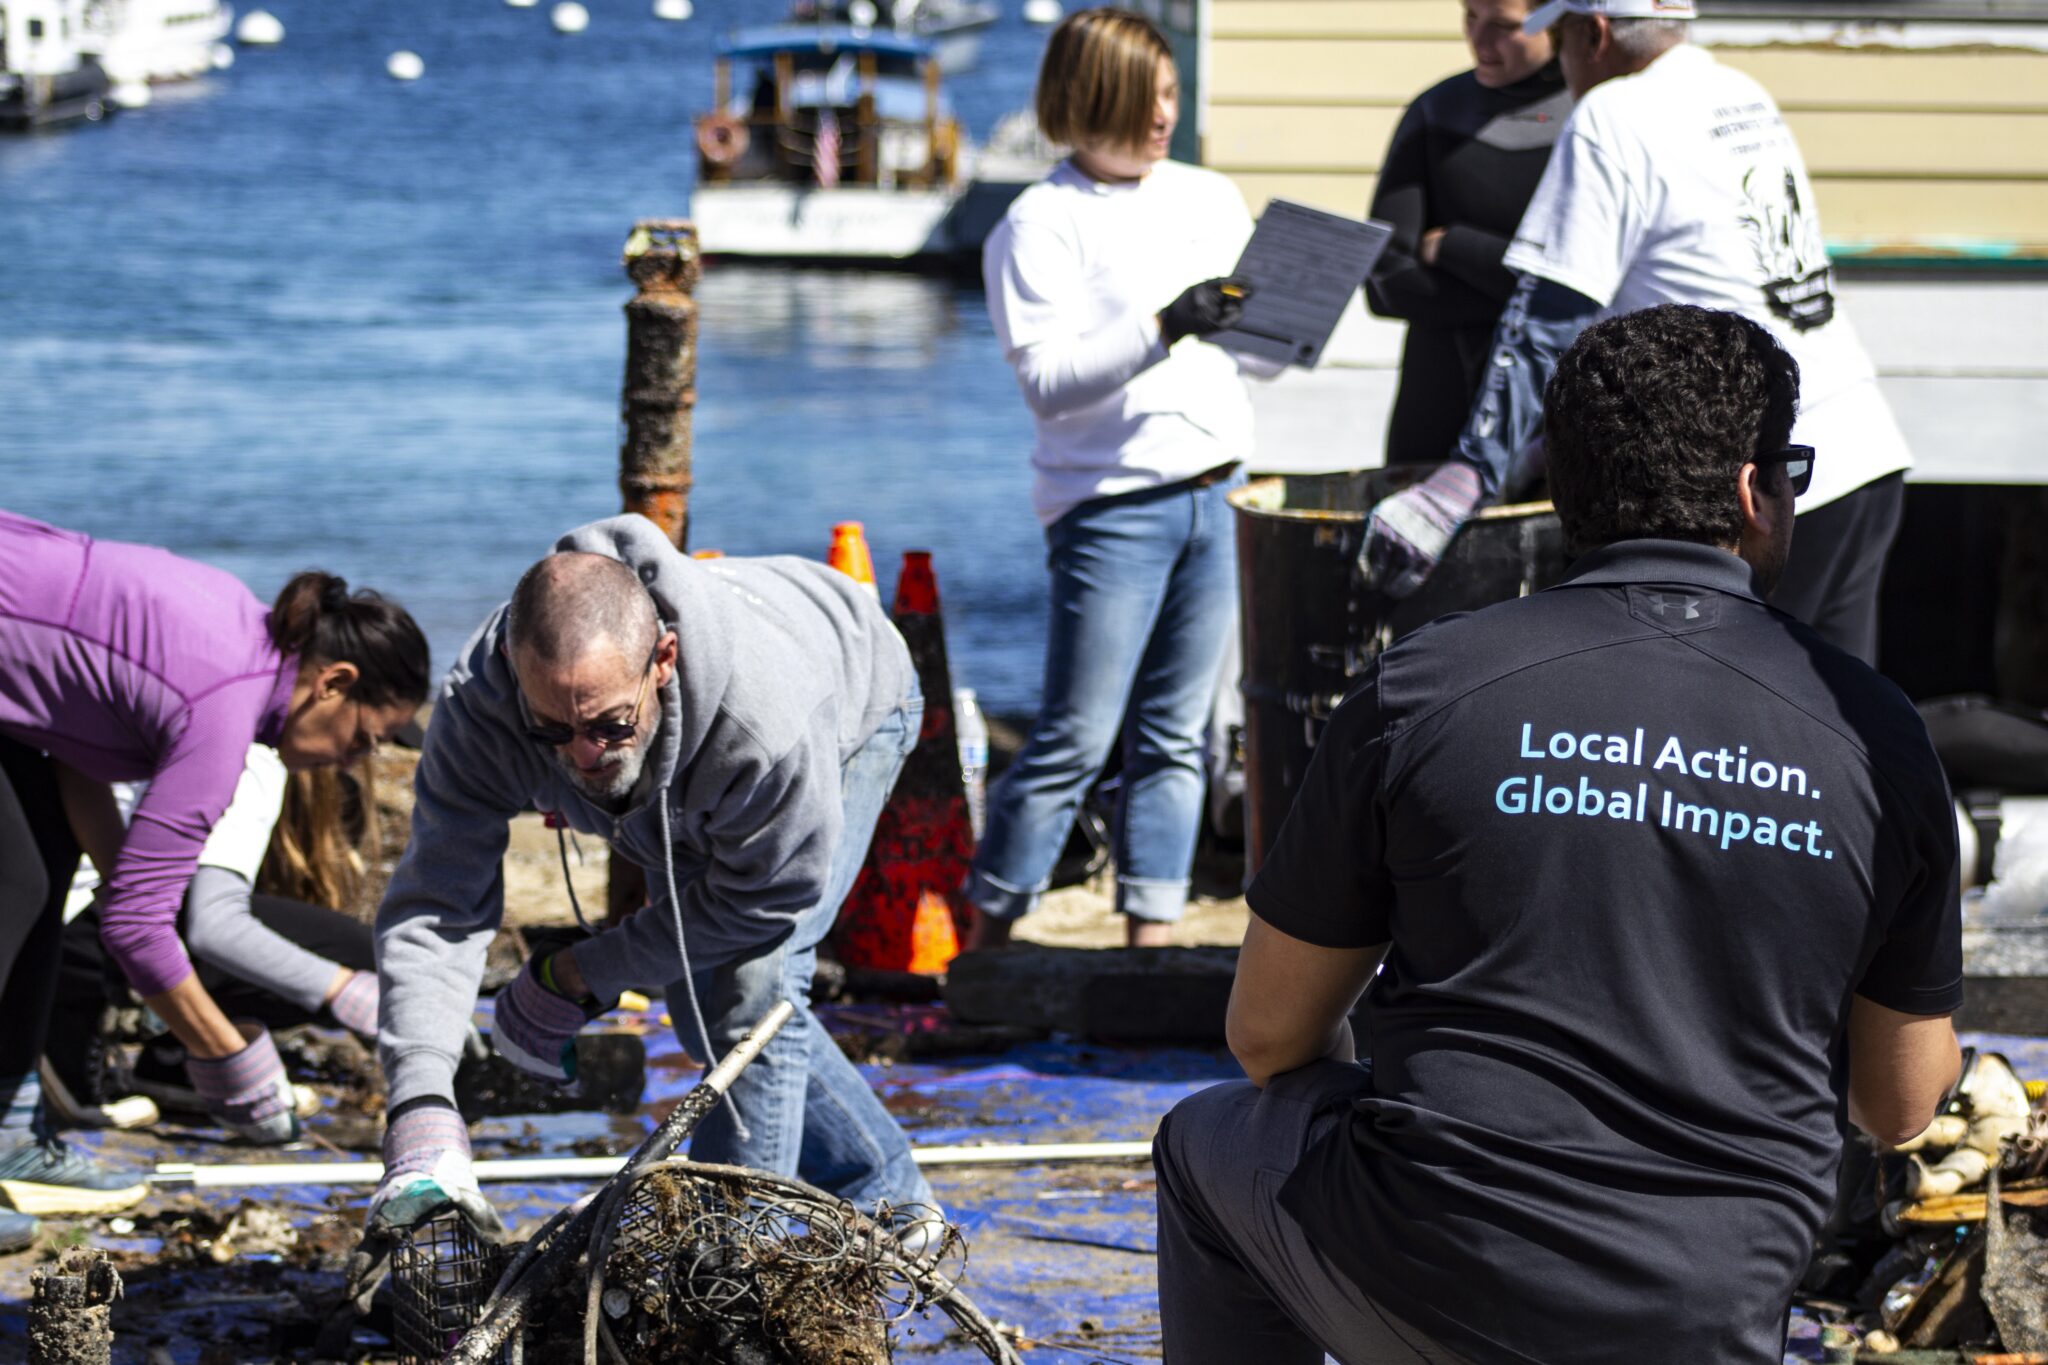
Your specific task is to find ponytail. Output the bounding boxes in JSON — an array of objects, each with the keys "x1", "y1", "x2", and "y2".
[{"x1": 269, "y1": 571, "x2": 430, "y2": 708}]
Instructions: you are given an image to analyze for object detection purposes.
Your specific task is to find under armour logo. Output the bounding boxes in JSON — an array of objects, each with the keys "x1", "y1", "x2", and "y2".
[{"x1": 1645, "y1": 593, "x2": 1703, "y2": 620}]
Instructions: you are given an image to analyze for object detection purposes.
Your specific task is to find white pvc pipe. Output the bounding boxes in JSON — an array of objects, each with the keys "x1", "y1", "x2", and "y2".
[{"x1": 149, "y1": 1139, "x2": 1154, "y2": 1189}]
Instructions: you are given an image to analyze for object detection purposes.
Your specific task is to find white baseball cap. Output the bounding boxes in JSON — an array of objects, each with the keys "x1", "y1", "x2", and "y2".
[{"x1": 1523, "y1": 0, "x2": 1697, "y2": 34}]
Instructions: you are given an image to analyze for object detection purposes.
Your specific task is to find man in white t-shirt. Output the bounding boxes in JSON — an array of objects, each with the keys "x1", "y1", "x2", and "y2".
[{"x1": 1360, "y1": 0, "x2": 1912, "y2": 663}]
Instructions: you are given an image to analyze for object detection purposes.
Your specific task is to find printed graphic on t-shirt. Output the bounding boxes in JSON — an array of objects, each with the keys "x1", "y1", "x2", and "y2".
[
  {"x1": 1493, "y1": 720, "x2": 1836, "y2": 860},
  {"x1": 1731, "y1": 139, "x2": 1836, "y2": 332}
]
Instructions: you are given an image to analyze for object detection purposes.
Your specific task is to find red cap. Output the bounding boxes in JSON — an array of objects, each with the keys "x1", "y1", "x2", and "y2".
[{"x1": 894, "y1": 550, "x2": 939, "y2": 615}]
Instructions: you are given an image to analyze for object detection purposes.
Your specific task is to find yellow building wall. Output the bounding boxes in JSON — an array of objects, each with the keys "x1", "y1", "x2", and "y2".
[{"x1": 1205, "y1": 0, "x2": 2048, "y2": 251}]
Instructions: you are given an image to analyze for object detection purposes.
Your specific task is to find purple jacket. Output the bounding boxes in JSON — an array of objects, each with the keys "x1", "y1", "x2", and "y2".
[{"x1": 0, "y1": 511, "x2": 295, "y2": 996}]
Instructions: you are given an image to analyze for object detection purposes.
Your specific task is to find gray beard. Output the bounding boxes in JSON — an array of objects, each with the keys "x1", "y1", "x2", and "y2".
[{"x1": 557, "y1": 716, "x2": 659, "y2": 806}]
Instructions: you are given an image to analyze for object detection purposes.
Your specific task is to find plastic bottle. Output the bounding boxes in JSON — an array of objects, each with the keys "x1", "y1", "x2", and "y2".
[{"x1": 953, "y1": 687, "x2": 988, "y2": 839}]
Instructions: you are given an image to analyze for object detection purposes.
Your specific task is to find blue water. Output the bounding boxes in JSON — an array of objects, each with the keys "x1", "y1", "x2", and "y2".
[{"x1": 0, "y1": 0, "x2": 1055, "y2": 711}]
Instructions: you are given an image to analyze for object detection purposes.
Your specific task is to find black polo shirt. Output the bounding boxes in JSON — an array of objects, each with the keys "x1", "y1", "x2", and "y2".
[{"x1": 1249, "y1": 539, "x2": 1961, "y2": 1365}]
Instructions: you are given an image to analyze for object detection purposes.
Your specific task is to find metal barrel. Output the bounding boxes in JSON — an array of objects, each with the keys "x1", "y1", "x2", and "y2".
[{"x1": 1230, "y1": 470, "x2": 1570, "y2": 874}]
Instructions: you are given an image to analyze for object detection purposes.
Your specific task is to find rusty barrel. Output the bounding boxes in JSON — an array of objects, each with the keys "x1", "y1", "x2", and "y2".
[{"x1": 1230, "y1": 470, "x2": 1570, "y2": 874}]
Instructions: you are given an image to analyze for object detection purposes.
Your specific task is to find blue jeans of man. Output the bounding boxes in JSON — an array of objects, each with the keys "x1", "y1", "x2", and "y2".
[
  {"x1": 666, "y1": 691, "x2": 936, "y2": 1214},
  {"x1": 966, "y1": 475, "x2": 1240, "y2": 924}
]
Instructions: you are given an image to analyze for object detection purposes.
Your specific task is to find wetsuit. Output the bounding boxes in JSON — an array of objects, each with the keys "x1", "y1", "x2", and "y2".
[{"x1": 1366, "y1": 64, "x2": 1569, "y2": 467}]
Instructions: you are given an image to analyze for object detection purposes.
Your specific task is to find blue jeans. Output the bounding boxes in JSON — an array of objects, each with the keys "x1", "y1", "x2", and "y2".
[
  {"x1": 667, "y1": 691, "x2": 936, "y2": 1214},
  {"x1": 966, "y1": 475, "x2": 1240, "y2": 924}
]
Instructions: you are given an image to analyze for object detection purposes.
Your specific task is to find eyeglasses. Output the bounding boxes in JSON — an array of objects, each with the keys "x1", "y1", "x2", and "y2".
[
  {"x1": 518, "y1": 642, "x2": 660, "y2": 749},
  {"x1": 1752, "y1": 444, "x2": 1815, "y2": 498}
]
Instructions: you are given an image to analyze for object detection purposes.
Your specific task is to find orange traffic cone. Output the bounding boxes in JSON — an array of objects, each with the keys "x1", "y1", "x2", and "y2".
[
  {"x1": 826, "y1": 522, "x2": 879, "y2": 598},
  {"x1": 832, "y1": 550, "x2": 976, "y2": 973}
]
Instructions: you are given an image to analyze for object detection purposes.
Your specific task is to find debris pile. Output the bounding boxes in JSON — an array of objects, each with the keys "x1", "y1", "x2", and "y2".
[{"x1": 1845, "y1": 1053, "x2": 2048, "y2": 1357}]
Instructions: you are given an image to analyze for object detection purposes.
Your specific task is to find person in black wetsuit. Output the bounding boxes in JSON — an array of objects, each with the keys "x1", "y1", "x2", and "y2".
[{"x1": 1367, "y1": 0, "x2": 1569, "y2": 466}]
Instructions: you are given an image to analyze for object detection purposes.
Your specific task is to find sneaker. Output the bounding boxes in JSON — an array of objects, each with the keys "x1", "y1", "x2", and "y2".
[
  {"x1": 0, "y1": 1209, "x2": 38, "y2": 1253},
  {"x1": 37, "y1": 1059, "x2": 159, "y2": 1131},
  {"x1": 0, "y1": 1139, "x2": 148, "y2": 1216}
]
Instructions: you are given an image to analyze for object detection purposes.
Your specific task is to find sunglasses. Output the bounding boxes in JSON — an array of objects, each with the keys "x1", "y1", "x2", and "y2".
[
  {"x1": 518, "y1": 641, "x2": 661, "y2": 749},
  {"x1": 1752, "y1": 444, "x2": 1815, "y2": 498}
]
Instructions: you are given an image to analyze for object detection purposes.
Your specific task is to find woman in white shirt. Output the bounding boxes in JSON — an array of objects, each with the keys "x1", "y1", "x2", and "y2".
[{"x1": 967, "y1": 7, "x2": 1266, "y2": 948}]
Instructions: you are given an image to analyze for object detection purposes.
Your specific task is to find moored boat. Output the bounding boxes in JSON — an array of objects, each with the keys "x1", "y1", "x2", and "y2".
[
  {"x1": 690, "y1": 24, "x2": 1048, "y2": 265},
  {"x1": 0, "y1": 0, "x2": 112, "y2": 130}
]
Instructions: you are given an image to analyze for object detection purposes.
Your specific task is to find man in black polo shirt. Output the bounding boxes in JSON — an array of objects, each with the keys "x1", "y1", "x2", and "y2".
[{"x1": 1153, "y1": 304, "x2": 1963, "y2": 1365}]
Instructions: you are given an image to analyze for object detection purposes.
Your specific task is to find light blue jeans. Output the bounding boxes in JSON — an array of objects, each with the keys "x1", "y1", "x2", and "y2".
[
  {"x1": 667, "y1": 690, "x2": 936, "y2": 1214},
  {"x1": 966, "y1": 474, "x2": 1240, "y2": 924}
]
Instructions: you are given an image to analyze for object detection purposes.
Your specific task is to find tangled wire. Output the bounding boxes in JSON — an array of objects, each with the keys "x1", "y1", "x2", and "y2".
[{"x1": 585, "y1": 1160, "x2": 991, "y2": 1364}]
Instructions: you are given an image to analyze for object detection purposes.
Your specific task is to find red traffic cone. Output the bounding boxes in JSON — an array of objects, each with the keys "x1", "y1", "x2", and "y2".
[{"x1": 833, "y1": 551, "x2": 976, "y2": 973}]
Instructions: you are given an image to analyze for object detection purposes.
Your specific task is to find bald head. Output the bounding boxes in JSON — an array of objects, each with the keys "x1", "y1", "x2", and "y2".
[{"x1": 506, "y1": 552, "x2": 660, "y2": 667}]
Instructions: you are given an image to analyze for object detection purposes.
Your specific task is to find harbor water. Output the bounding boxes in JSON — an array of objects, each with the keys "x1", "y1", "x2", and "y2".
[{"x1": 0, "y1": 0, "x2": 1055, "y2": 711}]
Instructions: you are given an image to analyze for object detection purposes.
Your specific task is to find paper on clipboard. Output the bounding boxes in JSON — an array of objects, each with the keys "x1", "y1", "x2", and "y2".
[{"x1": 1212, "y1": 199, "x2": 1394, "y2": 369}]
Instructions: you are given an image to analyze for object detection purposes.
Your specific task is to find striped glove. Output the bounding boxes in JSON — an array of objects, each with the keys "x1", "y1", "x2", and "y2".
[
  {"x1": 185, "y1": 1026, "x2": 299, "y2": 1145},
  {"x1": 326, "y1": 970, "x2": 380, "y2": 1039},
  {"x1": 347, "y1": 1100, "x2": 505, "y2": 1314},
  {"x1": 1358, "y1": 461, "x2": 1485, "y2": 599},
  {"x1": 492, "y1": 952, "x2": 601, "y2": 1085}
]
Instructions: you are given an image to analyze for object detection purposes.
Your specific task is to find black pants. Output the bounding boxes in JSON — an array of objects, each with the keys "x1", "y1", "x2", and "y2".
[
  {"x1": 0, "y1": 737, "x2": 77, "y2": 1085},
  {"x1": 46, "y1": 895, "x2": 375, "y2": 1105},
  {"x1": 1771, "y1": 472, "x2": 1906, "y2": 666}
]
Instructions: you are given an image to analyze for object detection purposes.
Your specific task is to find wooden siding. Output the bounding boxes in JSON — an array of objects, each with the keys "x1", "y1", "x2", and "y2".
[{"x1": 1205, "y1": 1, "x2": 2048, "y2": 250}]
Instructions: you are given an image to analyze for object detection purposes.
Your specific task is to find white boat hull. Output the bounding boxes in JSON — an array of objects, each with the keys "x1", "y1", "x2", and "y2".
[
  {"x1": 692, "y1": 181, "x2": 1024, "y2": 262},
  {"x1": 87, "y1": 0, "x2": 232, "y2": 86}
]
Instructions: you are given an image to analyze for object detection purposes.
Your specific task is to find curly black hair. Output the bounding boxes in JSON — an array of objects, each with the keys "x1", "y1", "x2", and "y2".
[{"x1": 1544, "y1": 304, "x2": 1801, "y2": 557}]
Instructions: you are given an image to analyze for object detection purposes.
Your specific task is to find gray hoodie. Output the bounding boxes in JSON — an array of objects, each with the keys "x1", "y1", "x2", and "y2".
[{"x1": 375, "y1": 515, "x2": 915, "y2": 1109}]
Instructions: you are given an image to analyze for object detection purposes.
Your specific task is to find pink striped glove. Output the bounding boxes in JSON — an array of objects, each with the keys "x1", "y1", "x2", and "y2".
[
  {"x1": 327, "y1": 970, "x2": 380, "y2": 1039},
  {"x1": 492, "y1": 952, "x2": 601, "y2": 1084},
  {"x1": 185, "y1": 1026, "x2": 299, "y2": 1145},
  {"x1": 1358, "y1": 461, "x2": 1485, "y2": 599}
]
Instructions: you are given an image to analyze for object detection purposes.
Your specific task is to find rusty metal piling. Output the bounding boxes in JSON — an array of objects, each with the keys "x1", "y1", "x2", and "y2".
[{"x1": 618, "y1": 220, "x2": 700, "y2": 549}]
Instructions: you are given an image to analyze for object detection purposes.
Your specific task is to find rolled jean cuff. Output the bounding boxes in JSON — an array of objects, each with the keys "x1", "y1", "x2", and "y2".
[
  {"x1": 962, "y1": 867, "x2": 1041, "y2": 923},
  {"x1": 1117, "y1": 876, "x2": 1189, "y2": 924}
]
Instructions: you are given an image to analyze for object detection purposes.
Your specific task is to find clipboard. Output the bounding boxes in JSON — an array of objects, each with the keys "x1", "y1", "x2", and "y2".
[{"x1": 1211, "y1": 199, "x2": 1394, "y2": 369}]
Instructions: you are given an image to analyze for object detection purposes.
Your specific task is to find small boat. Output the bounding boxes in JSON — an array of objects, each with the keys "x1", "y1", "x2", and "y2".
[
  {"x1": 0, "y1": 0, "x2": 113, "y2": 130},
  {"x1": 80, "y1": 0, "x2": 233, "y2": 95},
  {"x1": 691, "y1": 24, "x2": 1050, "y2": 266}
]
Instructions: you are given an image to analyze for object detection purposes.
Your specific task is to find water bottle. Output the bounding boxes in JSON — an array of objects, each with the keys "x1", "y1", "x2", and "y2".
[{"x1": 953, "y1": 686, "x2": 988, "y2": 839}]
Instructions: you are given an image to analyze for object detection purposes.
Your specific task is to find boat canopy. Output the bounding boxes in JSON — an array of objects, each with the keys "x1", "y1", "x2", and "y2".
[{"x1": 717, "y1": 26, "x2": 933, "y2": 60}]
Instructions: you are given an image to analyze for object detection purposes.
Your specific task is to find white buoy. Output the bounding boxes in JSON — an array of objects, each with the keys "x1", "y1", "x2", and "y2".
[
  {"x1": 108, "y1": 80, "x2": 152, "y2": 109},
  {"x1": 507, "y1": 0, "x2": 539, "y2": 7},
  {"x1": 1021, "y1": 0, "x2": 1062, "y2": 23},
  {"x1": 210, "y1": 41, "x2": 235, "y2": 69},
  {"x1": 235, "y1": 8, "x2": 284, "y2": 45},
  {"x1": 847, "y1": 0, "x2": 877, "y2": 25},
  {"x1": 653, "y1": 0, "x2": 692, "y2": 19},
  {"x1": 385, "y1": 50, "x2": 424, "y2": 80},
  {"x1": 550, "y1": 1, "x2": 589, "y2": 32}
]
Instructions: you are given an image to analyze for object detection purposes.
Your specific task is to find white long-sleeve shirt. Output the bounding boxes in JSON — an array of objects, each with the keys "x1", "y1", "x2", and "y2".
[{"x1": 984, "y1": 158, "x2": 1272, "y2": 526}]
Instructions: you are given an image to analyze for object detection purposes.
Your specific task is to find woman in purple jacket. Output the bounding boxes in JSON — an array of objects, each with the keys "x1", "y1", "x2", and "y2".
[{"x1": 0, "y1": 510, "x2": 427, "y2": 1244}]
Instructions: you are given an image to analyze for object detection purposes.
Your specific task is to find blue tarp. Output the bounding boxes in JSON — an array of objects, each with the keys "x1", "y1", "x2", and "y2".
[{"x1": 1, "y1": 1022, "x2": 2041, "y2": 1362}]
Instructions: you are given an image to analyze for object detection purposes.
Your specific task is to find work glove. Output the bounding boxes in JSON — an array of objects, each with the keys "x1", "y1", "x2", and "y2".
[
  {"x1": 184, "y1": 1024, "x2": 301, "y2": 1145},
  {"x1": 1159, "y1": 276, "x2": 1253, "y2": 346},
  {"x1": 325, "y1": 970, "x2": 380, "y2": 1040},
  {"x1": 1357, "y1": 461, "x2": 1485, "y2": 600},
  {"x1": 343, "y1": 1099, "x2": 506, "y2": 1315},
  {"x1": 491, "y1": 951, "x2": 602, "y2": 1085}
]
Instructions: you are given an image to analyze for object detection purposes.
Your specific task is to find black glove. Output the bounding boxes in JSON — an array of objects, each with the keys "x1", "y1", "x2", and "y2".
[{"x1": 1160, "y1": 277, "x2": 1253, "y2": 345}]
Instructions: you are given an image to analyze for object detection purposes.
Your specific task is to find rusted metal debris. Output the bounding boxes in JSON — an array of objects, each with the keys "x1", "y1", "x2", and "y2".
[
  {"x1": 618, "y1": 219, "x2": 700, "y2": 549},
  {"x1": 29, "y1": 1247, "x2": 122, "y2": 1365}
]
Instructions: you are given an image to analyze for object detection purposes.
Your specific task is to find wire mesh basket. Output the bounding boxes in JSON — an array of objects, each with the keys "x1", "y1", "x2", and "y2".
[
  {"x1": 392, "y1": 1212, "x2": 512, "y2": 1365},
  {"x1": 588, "y1": 1162, "x2": 971, "y2": 1363}
]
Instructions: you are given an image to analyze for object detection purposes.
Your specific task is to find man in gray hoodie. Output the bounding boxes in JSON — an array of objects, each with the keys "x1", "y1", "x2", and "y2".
[{"x1": 361, "y1": 515, "x2": 935, "y2": 1247}]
